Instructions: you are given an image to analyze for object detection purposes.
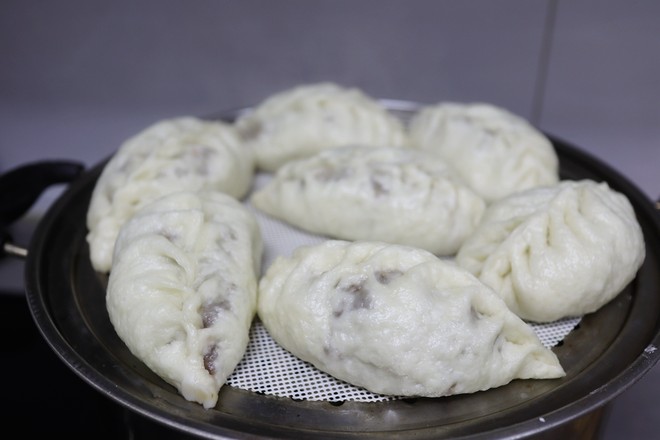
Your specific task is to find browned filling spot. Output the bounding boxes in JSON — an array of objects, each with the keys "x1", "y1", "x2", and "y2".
[
  {"x1": 203, "y1": 345, "x2": 219, "y2": 375},
  {"x1": 201, "y1": 299, "x2": 230, "y2": 328},
  {"x1": 333, "y1": 278, "x2": 373, "y2": 317},
  {"x1": 346, "y1": 280, "x2": 371, "y2": 309},
  {"x1": 374, "y1": 269, "x2": 403, "y2": 285},
  {"x1": 371, "y1": 176, "x2": 389, "y2": 196}
]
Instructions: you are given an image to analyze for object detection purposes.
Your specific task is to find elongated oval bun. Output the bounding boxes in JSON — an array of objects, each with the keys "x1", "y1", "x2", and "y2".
[
  {"x1": 251, "y1": 145, "x2": 486, "y2": 255},
  {"x1": 456, "y1": 179, "x2": 646, "y2": 322},
  {"x1": 107, "y1": 190, "x2": 262, "y2": 409},
  {"x1": 258, "y1": 240, "x2": 565, "y2": 398},
  {"x1": 236, "y1": 82, "x2": 409, "y2": 171},
  {"x1": 86, "y1": 117, "x2": 254, "y2": 272},
  {"x1": 409, "y1": 102, "x2": 559, "y2": 203}
]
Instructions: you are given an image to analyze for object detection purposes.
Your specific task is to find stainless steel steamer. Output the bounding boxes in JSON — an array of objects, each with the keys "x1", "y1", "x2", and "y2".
[{"x1": 3, "y1": 101, "x2": 659, "y2": 439}]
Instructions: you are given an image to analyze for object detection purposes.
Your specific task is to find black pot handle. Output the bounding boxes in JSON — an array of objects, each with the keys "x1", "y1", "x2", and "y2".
[{"x1": 1, "y1": 160, "x2": 85, "y2": 259}]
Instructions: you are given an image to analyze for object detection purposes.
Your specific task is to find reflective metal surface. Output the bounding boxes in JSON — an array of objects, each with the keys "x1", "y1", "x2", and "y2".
[{"x1": 23, "y1": 106, "x2": 660, "y2": 439}]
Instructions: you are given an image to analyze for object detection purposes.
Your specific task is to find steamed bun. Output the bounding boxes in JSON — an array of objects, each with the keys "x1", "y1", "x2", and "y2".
[
  {"x1": 87, "y1": 116, "x2": 254, "y2": 272},
  {"x1": 258, "y1": 240, "x2": 565, "y2": 398},
  {"x1": 236, "y1": 83, "x2": 409, "y2": 171},
  {"x1": 408, "y1": 102, "x2": 559, "y2": 202},
  {"x1": 107, "y1": 190, "x2": 262, "y2": 408},
  {"x1": 456, "y1": 180, "x2": 645, "y2": 322},
  {"x1": 251, "y1": 145, "x2": 485, "y2": 256}
]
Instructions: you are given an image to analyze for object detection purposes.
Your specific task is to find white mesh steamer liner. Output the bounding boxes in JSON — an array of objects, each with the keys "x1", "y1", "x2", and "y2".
[{"x1": 226, "y1": 173, "x2": 581, "y2": 403}]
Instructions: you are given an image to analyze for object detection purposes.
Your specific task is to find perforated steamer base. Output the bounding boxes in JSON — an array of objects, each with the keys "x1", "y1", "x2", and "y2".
[
  {"x1": 227, "y1": 318, "x2": 580, "y2": 403},
  {"x1": 226, "y1": 172, "x2": 582, "y2": 403}
]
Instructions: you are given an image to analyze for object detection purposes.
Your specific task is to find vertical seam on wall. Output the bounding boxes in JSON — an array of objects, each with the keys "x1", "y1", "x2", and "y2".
[{"x1": 532, "y1": 0, "x2": 559, "y2": 126}]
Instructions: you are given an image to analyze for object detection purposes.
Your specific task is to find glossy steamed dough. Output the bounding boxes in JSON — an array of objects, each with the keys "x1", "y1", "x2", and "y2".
[
  {"x1": 408, "y1": 102, "x2": 559, "y2": 203},
  {"x1": 251, "y1": 145, "x2": 486, "y2": 256},
  {"x1": 235, "y1": 82, "x2": 409, "y2": 172},
  {"x1": 86, "y1": 116, "x2": 254, "y2": 273},
  {"x1": 106, "y1": 190, "x2": 262, "y2": 409},
  {"x1": 455, "y1": 179, "x2": 646, "y2": 323},
  {"x1": 258, "y1": 240, "x2": 565, "y2": 398}
]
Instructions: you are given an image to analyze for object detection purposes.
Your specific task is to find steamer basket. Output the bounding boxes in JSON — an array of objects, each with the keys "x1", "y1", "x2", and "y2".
[{"x1": 23, "y1": 101, "x2": 660, "y2": 439}]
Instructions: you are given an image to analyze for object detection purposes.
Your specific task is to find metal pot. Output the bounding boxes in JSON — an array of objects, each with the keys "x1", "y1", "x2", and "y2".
[{"x1": 2, "y1": 102, "x2": 659, "y2": 439}]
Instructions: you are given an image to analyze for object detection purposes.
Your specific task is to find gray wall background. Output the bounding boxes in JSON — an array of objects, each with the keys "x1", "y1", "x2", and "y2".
[
  {"x1": 1, "y1": 1, "x2": 658, "y2": 438},
  {"x1": 2, "y1": 0, "x2": 658, "y2": 201}
]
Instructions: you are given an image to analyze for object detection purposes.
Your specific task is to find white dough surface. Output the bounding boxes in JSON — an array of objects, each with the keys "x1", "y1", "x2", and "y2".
[
  {"x1": 258, "y1": 240, "x2": 565, "y2": 398},
  {"x1": 408, "y1": 102, "x2": 559, "y2": 202},
  {"x1": 106, "y1": 190, "x2": 262, "y2": 408},
  {"x1": 456, "y1": 179, "x2": 646, "y2": 322},
  {"x1": 235, "y1": 82, "x2": 409, "y2": 171},
  {"x1": 251, "y1": 145, "x2": 486, "y2": 256},
  {"x1": 86, "y1": 116, "x2": 254, "y2": 272}
]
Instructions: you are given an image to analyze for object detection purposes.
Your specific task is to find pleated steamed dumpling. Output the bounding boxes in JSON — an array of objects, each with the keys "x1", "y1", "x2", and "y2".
[
  {"x1": 408, "y1": 102, "x2": 559, "y2": 202},
  {"x1": 106, "y1": 190, "x2": 263, "y2": 409},
  {"x1": 235, "y1": 82, "x2": 409, "y2": 171},
  {"x1": 251, "y1": 145, "x2": 486, "y2": 256},
  {"x1": 258, "y1": 240, "x2": 565, "y2": 398},
  {"x1": 456, "y1": 180, "x2": 646, "y2": 323},
  {"x1": 87, "y1": 116, "x2": 254, "y2": 272}
]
